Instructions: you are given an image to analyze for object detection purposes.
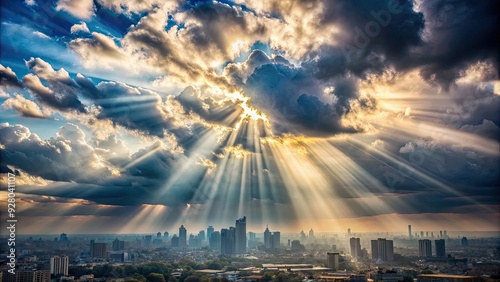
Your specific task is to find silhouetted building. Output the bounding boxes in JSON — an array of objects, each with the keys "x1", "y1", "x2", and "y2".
[
  {"x1": 209, "y1": 231, "x2": 221, "y2": 250},
  {"x1": 171, "y1": 235, "x2": 179, "y2": 248},
  {"x1": 164, "y1": 231, "x2": 169, "y2": 239},
  {"x1": 207, "y1": 226, "x2": 214, "y2": 241},
  {"x1": 327, "y1": 252, "x2": 340, "y2": 270},
  {"x1": 408, "y1": 225, "x2": 412, "y2": 239},
  {"x1": 221, "y1": 228, "x2": 235, "y2": 255},
  {"x1": 435, "y1": 239, "x2": 446, "y2": 257},
  {"x1": 371, "y1": 238, "x2": 394, "y2": 261},
  {"x1": 264, "y1": 226, "x2": 272, "y2": 249},
  {"x1": 309, "y1": 228, "x2": 315, "y2": 239},
  {"x1": 271, "y1": 232, "x2": 280, "y2": 249},
  {"x1": 291, "y1": 240, "x2": 305, "y2": 252},
  {"x1": 90, "y1": 240, "x2": 107, "y2": 259},
  {"x1": 350, "y1": 237, "x2": 361, "y2": 259},
  {"x1": 112, "y1": 238, "x2": 125, "y2": 251},
  {"x1": 461, "y1": 237, "x2": 468, "y2": 246},
  {"x1": 235, "y1": 216, "x2": 247, "y2": 254},
  {"x1": 419, "y1": 239, "x2": 432, "y2": 258},
  {"x1": 179, "y1": 225, "x2": 187, "y2": 247},
  {"x1": 50, "y1": 256, "x2": 68, "y2": 276}
]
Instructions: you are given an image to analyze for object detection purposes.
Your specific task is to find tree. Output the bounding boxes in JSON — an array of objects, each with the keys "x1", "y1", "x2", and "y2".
[
  {"x1": 146, "y1": 273, "x2": 166, "y2": 282},
  {"x1": 184, "y1": 276, "x2": 201, "y2": 282}
]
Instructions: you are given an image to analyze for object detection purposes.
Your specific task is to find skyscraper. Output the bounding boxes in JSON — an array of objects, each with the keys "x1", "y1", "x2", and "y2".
[
  {"x1": 327, "y1": 252, "x2": 340, "y2": 270},
  {"x1": 112, "y1": 238, "x2": 125, "y2": 251},
  {"x1": 371, "y1": 238, "x2": 394, "y2": 261},
  {"x1": 419, "y1": 239, "x2": 432, "y2": 258},
  {"x1": 209, "y1": 231, "x2": 221, "y2": 250},
  {"x1": 347, "y1": 228, "x2": 351, "y2": 236},
  {"x1": 435, "y1": 239, "x2": 446, "y2": 257},
  {"x1": 221, "y1": 228, "x2": 235, "y2": 255},
  {"x1": 408, "y1": 225, "x2": 412, "y2": 239},
  {"x1": 461, "y1": 237, "x2": 468, "y2": 246},
  {"x1": 271, "y1": 232, "x2": 281, "y2": 249},
  {"x1": 179, "y1": 225, "x2": 187, "y2": 247},
  {"x1": 171, "y1": 235, "x2": 179, "y2": 247},
  {"x1": 207, "y1": 226, "x2": 214, "y2": 241},
  {"x1": 309, "y1": 228, "x2": 315, "y2": 239},
  {"x1": 235, "y1": 216, "x2": 247, "y2": 254},
  {"x1": 350, "y1": 237, "x2": 361, "y2": 259},
  {"x1": 50, "y1": 256, "x2": 69, "y2": 276},
  {"x1": 90, "y1": 241, "x2": 108, "y2": 259},
  {"x1": 264, "y1": 226, "x2": 272, "y2": 249}
]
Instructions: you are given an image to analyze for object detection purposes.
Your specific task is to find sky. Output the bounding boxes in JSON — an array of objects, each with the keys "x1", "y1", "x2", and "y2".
[{"x1": 0, "y1": 0, "x2": 499, "y2": 235}]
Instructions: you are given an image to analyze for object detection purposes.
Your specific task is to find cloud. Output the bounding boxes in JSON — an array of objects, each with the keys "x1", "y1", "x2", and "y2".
[
  {"x1": 0, "y1": 64, "x2": 23, "y2": 89},
  {"x1": 2, "y1": 94, "x2": 50, "y2": 118},
  {"x1": 69, "y1": 32, "x2": 126, "y2": 69},
  {"x1": 22, "y1": 58, "x2": 86, "y2": 113},
  {"x1": 70, "y1": 22, "x2": 90, "y2": 34},
  {"x1": 96, "y1": 0, "x2": 168, "y2": 15},
  {"x1": 56, "y1": 0, "x2": 95, "y2": 19}
]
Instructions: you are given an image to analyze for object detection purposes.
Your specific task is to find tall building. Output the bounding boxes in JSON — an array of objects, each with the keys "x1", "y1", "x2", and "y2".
[
  {"x1": 179, "y1": 225, "x2": 187, "y2": 247},
  {"x1": 209, "y1": 231, "x2": 221, "y2": 250},
  {"x1": 235, "y1": 216, "x2": 247, "y2": 254},
  {"x1": 264, "y1": 226, "x2": 272, "y2": 249},
  {"x1": 90, "y1": 240, "x2": 108, "y2": 259},
  {"x1": 198, "y1": 230, "x2": 206, "y2": 243},
  {"x1": 439, "y1": 230, "x2": 443, "y2": 238},
  {"x1": 350, "y1": 237, "x2": 361, "y2": 259},
  {"x1": 408, "y1": 225, "x2": 412, "y2": 239},
  {"x1": 171, "y1": 235, "x2": 179, "y2": 247},
  {"x1": 309, "y1": 228, "x2": 315, "y2": 239},
  {"x1": 371, "y1": 238, "x2": 394, "y2": 261},
  {"x1": 291, "y1": 240, "x2": 304, "y2": 252},
  {"x1": 347, "y1": 228, "x2": 351, "y2": 236},
  {"x1": 164, "y1": 231, "x2": 169, "y2": 239},
  {"x1": 443, "y1": 230, "x2": 447, "y2": 238},
  {"x1": 327, "y1": 252, "x2": 340, "y2": 270},
  {"x1": 419, "y1": 239, "x2": 432, "y2": 258},
  {"x1": 112, "y1": 238, "x2": 125, "y2": 251},
  {"x1": 435, "y1": 239, "x2": 446, "y2": 257},
  {"x1": 271, "y1": 232, "x2": 281, "y2": 249},
  {"x1": 3, "y1": 270, "x2": 50, "y2": 282},
  {"x1": 461, "y1": 237, "x2": 468, "y2": 246},
  {"x1": 221, "y1": 228, "x2": 235, "y2": 255},
  {"x1": 50, "y1": 256, "x2": 69, "y2": 276},
  {"x1": 59, "y1": 233, "x2": 69, "y2": 242},
  {"x1": 207, "y1": 226, "x2": 214, "y2": 241}
]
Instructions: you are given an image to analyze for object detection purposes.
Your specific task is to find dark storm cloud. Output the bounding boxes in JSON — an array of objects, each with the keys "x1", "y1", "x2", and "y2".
[
  {"x1": 415, "y1": 0, "x2": 500, "y2": 87},
  {"x1": 0, "y1": 64, "x2": 23, "y2": 89},
  {"x1": 227, "y1": 51, "x2": 376, "y2": 136}
]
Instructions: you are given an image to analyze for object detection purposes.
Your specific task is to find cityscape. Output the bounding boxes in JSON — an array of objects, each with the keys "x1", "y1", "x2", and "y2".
[
  {"x1": 1, "y1": 217, "x2": 499, "y2": 282},
  {"x1": 0, "y1": 0, "x2": 499, "y2": 281}
]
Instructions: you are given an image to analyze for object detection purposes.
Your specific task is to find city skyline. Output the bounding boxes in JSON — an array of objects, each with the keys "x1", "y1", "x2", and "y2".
[{"x1": 1, "y1": 0, "x2": 499, "y2": 235}]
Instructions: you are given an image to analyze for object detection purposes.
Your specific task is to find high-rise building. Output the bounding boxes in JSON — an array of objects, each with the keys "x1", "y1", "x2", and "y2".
[
  {"x1": 443, "y1": 230, "x2": 447, "y2": 238},
  {"x1": 3, "y1": 270, "x2": 50, "y2": 282},
  {"x1": 59, "y1": 233, "x2": 69, "y2": 242},
  {"x1": 271, "y1": 232, "x2": 280, "y2": 249},
  {"x1": 221, "y1": 228, "x2": 235, "y2": 255},
  {"x1": 435, "y1": 239, "x2": 446, "y2": 257},
  {"x1": 347, "y1": 228, "x2": 351, "y2": 236},
  {"x1": 112, "y1": 238, "x2": 125, "y2": 251},
  {"x1": 439, "y1": 230, "x2": 443, "y2": 238},
  {"x1": 264, "y1": 226, "x2": 272, "y2": 249},
  {"x1": 461, "y1": 237, "x2": 468, "y2": 246},
  {"x1": 327, "y1": 252, "x2": 340, "y2": 270},
  {"x1": 209, "y1": 231, "x2": 221, "y2": 250},
  {"x1": 291, "y1": 240, "x2": 304, "y2": 252},
  {"x1": 90, "y1": 240, "x2": 108, "y2": 259},
  {"x1": 179, "y1": 225, "x2": 187, "y2": 247},
  {"x1": 419, "y1": 239, "x2": 432, "y2": 258},
  {"x1": 420, "y1": 231, "x2": 424, "y2": 238},
  {"x1": 371, "y1": 238, "x2": 394, "y2": 261},
  {"x1": 50, "y1": 256, "x2": 69, "y2": 276},
  {"x1": 309, "y1": 228, "x2": 315, "y2": 239},
  {"x1": 171, "y1": 235, "x2": 179, "y2": 247},
  {"x1": 350, "y1": 237, "x2": 361, "y2": 259},
  {"x1": 164, "y1": 231, "x2": 169, "y2": 239},
  {"x1": 207, "y1": 226, "x2": 214, "y2": 241},
  {"x1": 235, "y1": 216, "x2": 247, "y2": 254},
  {"x1": 198, "y1": 230, "x2": 206, "y2": 243},
  {"x1": 408, "y1": 225, "x2": 412, "y2": 239},
  {"x1": 143, "y1": 235, "x2": 152, "y2": 248}
]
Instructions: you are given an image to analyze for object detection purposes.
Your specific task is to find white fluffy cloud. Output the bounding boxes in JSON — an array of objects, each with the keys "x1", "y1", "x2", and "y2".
[
  {"x1": 56, "y1": 0, "x2": 95, "y2": 19},
  {"x1": 2, "y1": 94, "x2": 50, "y2": 118},
  {"x1": 70, "y1": 22, "x2": 90, "y2": 34}
]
